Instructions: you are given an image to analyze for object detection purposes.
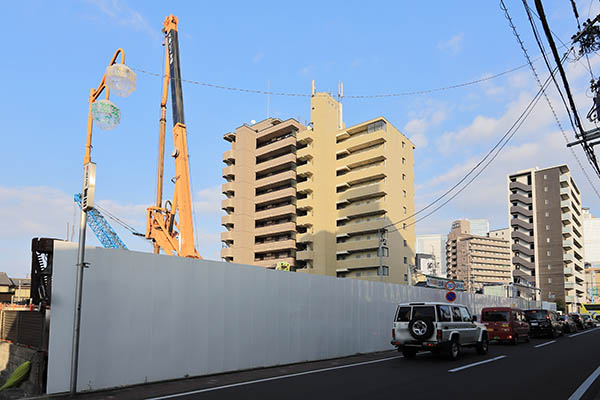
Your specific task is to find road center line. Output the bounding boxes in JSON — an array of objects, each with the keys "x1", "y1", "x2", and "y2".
[
  {"x1": 569, "y1": 327, "x2": 600, "y2": 338},
  {"x1": 448, "y1": 355, "x2": 506, "y2": 373},
  {"x1": 568, "y1": 365, "x2": 600, "y2": 400},
  {"x1": 145, "y1": 355, "x2": 403, "y2": 400},
  {"x1": 534, "y1": 340, "x2": 556, "y2": 348}
]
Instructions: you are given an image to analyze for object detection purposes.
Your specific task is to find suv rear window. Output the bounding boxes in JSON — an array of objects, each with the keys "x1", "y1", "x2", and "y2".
[
  {"x1": 437, "y1": 305, "x2": 452, "y2": 322},
  {"x1": 482, "y1": 311, "x2": 510, "y2": 322},
  {"x1": 412, "y1": 306, "x2": 435, "y2": 320},
  {"x1": 525, "y1": 310, "x2": 548, "y2": 320},
  {"x1": 396, "y1": 307, "x2": 411, "y2": 322}
]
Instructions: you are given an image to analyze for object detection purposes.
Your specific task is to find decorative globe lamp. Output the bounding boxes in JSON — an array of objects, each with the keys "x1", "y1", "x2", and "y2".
[
  {"x1": 91, "y1": 99, "x2": 121, "y2": 130},
  {"x1": 105, "y1": 63, "x2": 137, "y2": 98}
]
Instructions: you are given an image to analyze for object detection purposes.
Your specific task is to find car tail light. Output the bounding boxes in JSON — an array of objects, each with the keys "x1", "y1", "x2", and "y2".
[
  {"x1": 437, "y1": 329, "x2": 442, "y2": 341},
  {"x1": 547, "y1": 315, "x2": 551, "y2": 320},
  {"x1": 392, "y1": 329, "x2": 396, "y2": 340}
]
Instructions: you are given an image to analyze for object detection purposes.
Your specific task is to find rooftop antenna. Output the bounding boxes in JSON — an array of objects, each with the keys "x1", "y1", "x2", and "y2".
[
  {"x1": 337, "y1": 81, "x2": 344, "y2": 130},
  {"x1": 311, "y1": 80, "x2": 315, "y2": 96},
  {"x1": 267, "y1": 80, "x2": 270, "y2": 118}
]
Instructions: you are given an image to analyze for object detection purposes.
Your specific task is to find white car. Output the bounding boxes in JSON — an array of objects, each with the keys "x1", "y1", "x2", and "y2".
[{"x1": 391, "y1": 302, "x2": 489, "y2": 360}]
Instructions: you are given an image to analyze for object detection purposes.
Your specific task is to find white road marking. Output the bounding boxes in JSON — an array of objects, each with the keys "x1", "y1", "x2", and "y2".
[
  {"x1": 534, "y1": 340, "x2": 556, "y2": 348},
  {"x1": 448, "y1": 355, "x2": 506, "y2": 373},
  {"x1": 568, "y1": 365, "x2": 600, "y2": 400},
  {"x1": 145, "y1": 355, "x2": 403, "y2": 400},
  {"x1": 569, "y1": 327, "x2": 600, "y2": 338}
]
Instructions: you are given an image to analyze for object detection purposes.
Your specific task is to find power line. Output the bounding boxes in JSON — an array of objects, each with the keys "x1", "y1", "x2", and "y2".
[
  {"x1": 504, "y1": 0, "x2": 600, "y2": 200},
  {"x1": 382, "y1": 69, "x2": 556, "y2": 234},
  {"x1": 131, "y1": 62, "x2": 534, "y2": 99}
]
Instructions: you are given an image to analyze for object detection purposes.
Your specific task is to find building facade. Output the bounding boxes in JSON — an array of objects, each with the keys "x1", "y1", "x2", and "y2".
[
  {"x1": 467, "y1": 219, "x2": 490, "y2": 237},
  {"x1": 508, "y1": 165, "x2": 585, "y2": 311},
  {"x1": 446, "y1": 220, "x2": 512, "y2": 292},
  {"x1": 583, "y1": 208, "x2": 600, "y2": 302},
  {"x1": 416, "y1": 234, "x2": 446, "y2": 278},
  {"x1": 222, "y1": 89, "x2": 416, "y2": 284},
  {"x1": 489, "y1": 228, "x2": 510, "y2": 241}
]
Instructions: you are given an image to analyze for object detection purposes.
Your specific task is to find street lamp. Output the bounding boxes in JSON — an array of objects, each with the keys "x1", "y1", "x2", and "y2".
[{"x1": 71, "y1": 48, "x2": 135, "y2": 395}]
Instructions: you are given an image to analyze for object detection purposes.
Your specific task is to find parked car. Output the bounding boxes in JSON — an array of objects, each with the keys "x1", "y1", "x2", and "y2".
[
  {"x1": 391, "y1": 302, "x2": 489, "y2": 360},
  {"x1": 480, "y1": 307, "x2": 530, "y2": 344},
  {"x1": 525, "y1": 309, "x2": 563, "y2": 338},
  {"x1": 569, "y1": 313, "x2": 586, "y2": 330},
  {"x1": 558, "y1": 315, "x2": 578, "y2": 333},
  {"x1": 581, "y1": 314, "x2": 597, "y2": 328}
]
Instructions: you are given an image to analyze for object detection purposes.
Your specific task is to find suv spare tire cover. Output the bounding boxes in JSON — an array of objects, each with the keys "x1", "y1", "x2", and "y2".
[{"x1": 408, "y1": 317, "x2": 434, "y2": 340}]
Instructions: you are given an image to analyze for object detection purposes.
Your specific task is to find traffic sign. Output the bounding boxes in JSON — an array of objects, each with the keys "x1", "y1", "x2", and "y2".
[
  {"x1": 445, "y1": 280, "x2": 457, "y2": 291},
  {"x1": 446, "y1": 291, "x2": 457, "y2": 302}
]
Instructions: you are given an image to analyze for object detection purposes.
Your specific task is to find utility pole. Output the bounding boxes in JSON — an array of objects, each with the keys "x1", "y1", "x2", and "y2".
[{"x1": 378, "y1": 228, "x2": 388, "y2": 281}]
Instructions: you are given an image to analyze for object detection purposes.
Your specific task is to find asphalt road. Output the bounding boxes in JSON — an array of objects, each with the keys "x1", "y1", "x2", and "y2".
[{"x1": 64, "y1": 327, "x2": 600, "y2": 400}]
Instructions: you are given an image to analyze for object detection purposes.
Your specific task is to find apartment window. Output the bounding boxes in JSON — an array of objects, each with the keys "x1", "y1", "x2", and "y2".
[
  {"x1": 402, "y1": 157, "x2": 406, "y2": 164},
  {"x1": 403, "y1": 240, "x2": 407, "y2": 247},
  {"x1": 403, "y1": 257, "x2": 407, "y2": 264},
  {"x1": 548, "y1": 264, "x2": 551, "y2": 270},
  {"x1": 402, "y1": 141, "x2": 405, "y2": 148},
  {"x1": 545, "y1": 211, "x2": 550, "y2": 217},
  {"x1": 402, "y1": 173, "x2": 406, "y2": 181},
  {"x1": 403, "y1": 223, "x2": 406, "y2": 229},
  {"x1": 545, "y1": 199, "x2": 549, "y2": 205},
  {"x1": 404, "y1": 274, "x2": 408, "y2": 281},
  {"x1": 548, "y1": 278, "x2": 552, "y2": 284},
  {"x1": 544, "y1": 174, "x2": 547, "y2": 180},
  {"x1": 403, "y1": 206, "x2": 407, "y2": 214},
  {"x1": 546, "y1": 238, "x2": 550, "y2": 243},
  {"x1": 403, "y1": 190, "x2": 407, "y2": 198},
  {"x1": 547, "y1": 250, "x2": 551, "y2": 256},
  {"x1": 544, "y1": 186, "x2": 548, "y2": 192},
  {"x1": 546, "y1": 225, "x2": 550, "y2": 230},
  {"x1": 356, "y1": 272, "x2": 361, "y2": 277}
]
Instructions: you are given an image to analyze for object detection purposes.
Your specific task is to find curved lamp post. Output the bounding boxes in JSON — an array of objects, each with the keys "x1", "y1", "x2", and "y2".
[{"x1": 72, "y1": 48, "x2": 136, "y2": 394}]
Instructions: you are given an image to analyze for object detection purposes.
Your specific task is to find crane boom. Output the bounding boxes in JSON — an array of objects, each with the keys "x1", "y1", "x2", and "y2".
[
  {"x1": 74, "y1": 193, "x2": 128, "y2": 249},
  {"x1": 145, "y1": 15, "x2": 200, "y2": 259}
]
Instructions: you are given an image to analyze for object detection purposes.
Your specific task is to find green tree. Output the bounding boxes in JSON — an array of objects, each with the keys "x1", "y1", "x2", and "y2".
[{"x1": 555, "y1": 298, "x2": 566, "y2": 312}]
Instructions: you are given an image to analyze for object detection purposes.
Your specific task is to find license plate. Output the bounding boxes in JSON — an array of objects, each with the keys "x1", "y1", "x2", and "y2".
[
  {"x1": 531, "y1": 322, "x2": 538, "y2": 326},
  {"x1": 493, "y1": 336, "x2": 501, "y2": 340}
]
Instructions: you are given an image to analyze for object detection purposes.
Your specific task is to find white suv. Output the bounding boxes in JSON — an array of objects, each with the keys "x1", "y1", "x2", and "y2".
[{"x1": 391, "y1": 302, "x2": 489, "y2": 360}]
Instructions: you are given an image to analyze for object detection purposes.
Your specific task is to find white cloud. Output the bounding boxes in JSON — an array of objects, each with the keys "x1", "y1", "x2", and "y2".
[
  {"x1": 252, "y1": 52, "x2": 264, "y2": 63},
  {"x1": 438, "y1": 33, "x2": 464, "y2": 54},
  {"x1": 403, "y1": 109, "x2": 447, "y2": 149},
  {"x1": 86, "y1": 0, "x2": 159, "y2": 39}
]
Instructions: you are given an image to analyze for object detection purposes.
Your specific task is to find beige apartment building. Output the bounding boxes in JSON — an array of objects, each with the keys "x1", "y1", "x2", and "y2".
[
  {"x1": 446, "y1": 220, "x2": 512, "y2": 292},
  {"x1": 508, "y1": 165, "x2": 585, "y2": 311},
  {"x1": 221, "y1": 89, "x2": 415, "y2": 283}
]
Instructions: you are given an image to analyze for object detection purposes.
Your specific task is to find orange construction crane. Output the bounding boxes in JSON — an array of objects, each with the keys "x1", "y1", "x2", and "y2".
[{"x1": 146, "y1": 15, "x2": 201, "y2": 258}]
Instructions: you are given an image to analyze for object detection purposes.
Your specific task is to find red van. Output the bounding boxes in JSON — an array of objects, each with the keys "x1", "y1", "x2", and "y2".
[{"x1": 480, "y1": 307, "x2": 530, "y2": 344}]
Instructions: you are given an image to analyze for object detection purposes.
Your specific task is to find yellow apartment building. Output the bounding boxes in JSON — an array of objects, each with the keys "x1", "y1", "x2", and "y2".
[{"x1": 221, "y1": 89, "x2": 415, "y2": 284}]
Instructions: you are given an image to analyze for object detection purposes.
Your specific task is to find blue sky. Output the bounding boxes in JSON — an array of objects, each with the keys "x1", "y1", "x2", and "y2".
[{"x1": 2, "y1": 0, "x2": 600, "y2": 277}]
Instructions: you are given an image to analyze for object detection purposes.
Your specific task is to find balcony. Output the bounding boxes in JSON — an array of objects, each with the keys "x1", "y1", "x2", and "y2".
[
  {"x1": 563, "y1": 239, "x2": 573, "y2": 249},
  {"x1": 256, "y1": 135, "x2": 296, "y2": 158},
  {"x1": 297, "y1": 145, "x2": 313, "y2": 161},
  {"x1": 255, "y1": 187, "x2": 296, "y2": 204},
  {"x1": 256, "y1": 170, "x2": 296, "y2": 189},
  {"x1": 565, "y1": 295, "x2": 578, "y2": 304},
  {"x1": 297, "y1": 128, "x2": 313, "y2": 144},
  {"x1": 254, "y1": 221, "x2": 295, "y2": 237},
  {"x1": 336, "y1": 147, "x2": 385, "y2": 170},
  {"x1": 221, "y1": 247, "x2": 234, "y2": 258},
  {"x1": 510, "y1": 218, "x2": 532, "y2": 230},
  {"x1": 222, "y1": 182, "x2": 235, "y2": 195},
  {"x1": 336, "y1": 238, "x2": 379, "y2": 253},
  {"x1": 564, "y1": 267, "x2": 575, "y2": 276},
  {"x1": 221, "y1": 198, "x2": 234, "y2": 211},
  {"x1": 296, "y1": 250, "x2": 314, "y2": 260},
  {"x1": 338, "y1": 163, "x2": 386, "y2": 186},
  {"x1": 510, "y1": 205, "x2": 532, "y2": 217},
  {"x1": 297, "y1": 180, "x2": 313, "y2": 194},
  {"x1": 509, "y1": 193, "x2": 532, "y2": 204},
  {"x1": 297, "y1": 162, "x2": 313, "y2": 177},
  {"x1": 223, "y1": 149, "x2": 235, "y2": 164},
  {"x1": 560, "y1": 200, "x2": 571, "y2": 211},
  {"x1": 256, "y1": 153, "x2": 296, "y2": 174},
  {"x1": 562, "y1": 226, "x2": 573, "y2": 237},
  {"x1": 560, "y1": 187, "x2": 570, "y2": 197},
  {"x1": 512, "y1": 256, "x2": 534, "y2": 269},
  {"x1": 509, "y1": 181, "x2": 531, "y2": 192},
  {"x1": 254, "y1": 239, "x2": 296, "y2": 253},
  {"x1": 297, "y1": 197, "x2": 313, "y2": 211},
  {"x1": 564, "y1": 281, "x2": 575, "y2": 289},
  {"x1": 254, "y1": 257, "x2": 295, "y2": 268},
  {"x1": 563, "y1": 252, "x2": 575, "y2": 263},
  {"x1": 222, "y1": 165, "x2": 235, "y2": 179},
  {"x1": 297, "y1": 232, "x2": 313, "y2": 243},
  {"x1": 511, "y1": 243, "x2": 534, "y2": 257},
  {"x1": 562, "y1": 211, "x2": 572, "y2": 221},
  {"x1": 337, "y1": 201, "x2": 384, "y2": 219},
  {"x1": 221, "y1": 230, "x2": 234, "y2": 242},
  {"x1": 337, "y1": 183, "x2": 386, "y2": 203},
  {"x1": 297, "y1": 214, "x2": 313, "y2": 227},
  {"x1": 336, "y1": 257, "x2": 382, "y2": 270},
  {"x1": 560, "y1": 174, "x2": 569, "y2": 184},
  {"x1": 511, "y1": 230, "x2": 534, "y2": 242},
  {"x1": 337, "y1": 219, "x2": 384, "y2": 236},
  {"x1": 221, "y1": 214, "x2": 234, "y2": 227},
  {"x1": 223, "y1": 131, "x2": 235, "y2": 142},
  {"x1": 337, "y1": 134, "x2": 385, "y2": 156},
  {"x1": 255, "y1": 204, "x2": 296, "y2": 221}
]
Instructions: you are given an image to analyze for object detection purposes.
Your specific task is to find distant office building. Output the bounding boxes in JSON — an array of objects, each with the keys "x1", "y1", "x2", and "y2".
[
  {"x1": 489, "y1": 228, "x2": 510, "y2": 241},
  {"x1": 583, "y1": 208, "x2": 600, "y2": 302},
  {"x1": 221, "y1": 87, "x2": 416, "y2": 284},
  {"x1": 415, "y1": 253, "x2": 440, "y2": 277},
  {"x1": 416, "y1": 234, "x2": 446, "y2": 277},
  {"x1": 508, "y1": 165, "x2": 584, "y2": 311},
  {"x1": 467, "y1": 219, "x2": 490, "y2": 237},
  {"x1": 446, "y1": 220, "x2": 512, "y2": 292}
]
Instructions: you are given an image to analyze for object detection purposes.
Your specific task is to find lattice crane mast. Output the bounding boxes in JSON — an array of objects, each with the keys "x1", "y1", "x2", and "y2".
[
  {"x1": 145, "y1": 15, "x2": 201, "y2": 258},
  {"x1": 74, "y1": 193, "x2": 128, "y2": 249}
]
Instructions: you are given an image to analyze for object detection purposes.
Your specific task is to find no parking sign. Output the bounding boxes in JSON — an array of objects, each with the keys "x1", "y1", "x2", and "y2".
[{"x1": 446, "y1": 291, "x2": 457, "y2": 302}]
